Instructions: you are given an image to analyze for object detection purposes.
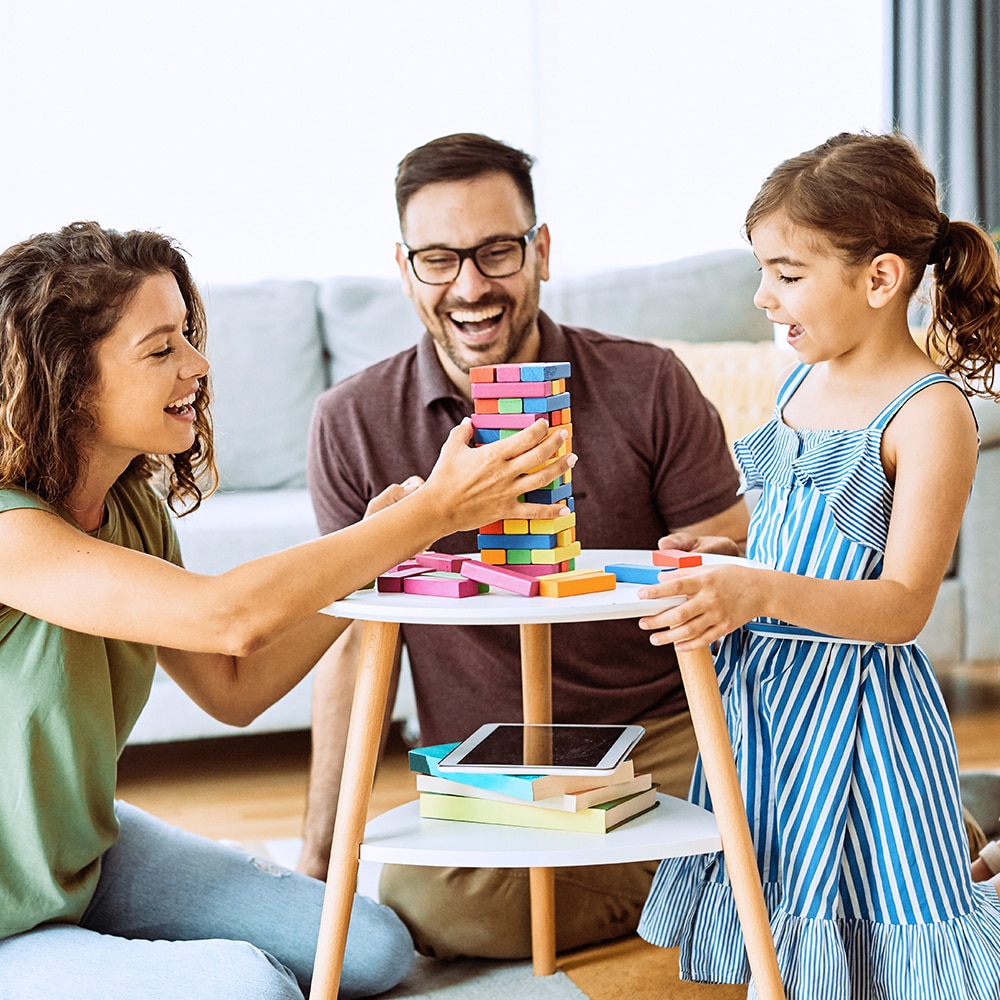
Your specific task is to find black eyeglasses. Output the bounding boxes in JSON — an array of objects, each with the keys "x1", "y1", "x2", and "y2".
[{"x1": 402, "y1": 224, "x2": 540, "y2": 285}]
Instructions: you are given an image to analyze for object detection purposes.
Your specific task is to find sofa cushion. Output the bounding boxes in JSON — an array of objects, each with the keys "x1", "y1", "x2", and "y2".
[
  {"x1": 201, "y1": 280, "x2": 326, "y2": 490},
  {"x1": 541, "y1": 250, "x2": 774, "y2": 344},
  {"x1": 317, "y1": 276, "x2": 424, "y2": 385}
]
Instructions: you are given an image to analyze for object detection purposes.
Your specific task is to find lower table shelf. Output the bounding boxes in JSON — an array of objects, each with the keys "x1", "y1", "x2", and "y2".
[{"x1": 360, "y1": 793, "x2": 721, "y2": 868}]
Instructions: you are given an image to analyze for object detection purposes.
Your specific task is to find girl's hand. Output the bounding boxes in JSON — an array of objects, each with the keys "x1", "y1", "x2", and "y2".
[
  {"x1": 422, "y1": 418, "x2": 577, "y2": 535},
  {"x1": 658, "y1": 531, "x2": 741, "y2": 557},
  {"x1": 636, "y1": 563, "x2": 761, "y2": 652}
]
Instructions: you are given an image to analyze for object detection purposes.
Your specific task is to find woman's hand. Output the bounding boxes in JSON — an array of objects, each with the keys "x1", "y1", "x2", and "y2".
[
  {"x1": 636, "y1": 563, "x2": 762, "y2": 652},
  {"x1": 365, "y1": 476, "x2": 423, "y2": 518},
  {"x1": 421, "y1": 418, "x2": 577, "y2": 535}
]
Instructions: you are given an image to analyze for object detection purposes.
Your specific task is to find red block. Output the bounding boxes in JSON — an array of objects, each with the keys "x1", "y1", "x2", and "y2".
[
  {"x1": 652, "y1": 548, "x2": 702, "y2": 568},
  {"x1": 460, "y1": 559, "x2": 539, "y2": 596}
]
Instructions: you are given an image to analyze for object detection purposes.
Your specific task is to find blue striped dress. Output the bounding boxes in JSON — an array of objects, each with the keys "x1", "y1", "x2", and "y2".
[{"x1": 638, "y1": 363, "x2": 1000, "y2": 998}]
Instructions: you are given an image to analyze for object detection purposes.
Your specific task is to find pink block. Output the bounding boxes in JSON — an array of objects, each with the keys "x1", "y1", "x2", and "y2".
[
  {"x1": 471, "y1": 380, "x2": 554, "y2": 399},
  {"x1": 652, "y1": 548, "x2": 702, "y2": 568},
  {"x1": 415, "y1": 552, "x2": 470, "y2": 573},
  {"x1": 460, "y1": 559, "x2": 539, "y2": 596},
  {"x1": 495, "y1": 364, "x2": 524, "y2": 382},
  {"x1": 377, "y1": 566, "x2": 431, "y2": 592},
  {"x1": 402, "y1": 573, "x2": 479, "y2": 598},
  {"x1": 496, "y1": 560, "x2": 571, "y2": 577},
  {"x1": 471, "y1": 412, "x2": 546, "y2": 430}
]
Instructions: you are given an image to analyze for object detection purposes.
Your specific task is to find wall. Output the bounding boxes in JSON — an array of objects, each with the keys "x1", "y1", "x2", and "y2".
[{"x1": 0, "y1": 1, "x2": 886, "y2": 283}]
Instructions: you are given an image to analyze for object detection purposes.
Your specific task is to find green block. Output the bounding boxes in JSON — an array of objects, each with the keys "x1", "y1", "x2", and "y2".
[
  {"x1": 506, "y1": 549, "x2": 531, "y2": 564},
  {"x1": 498, "y1": 398, "x2": 523, "y2": 413}
]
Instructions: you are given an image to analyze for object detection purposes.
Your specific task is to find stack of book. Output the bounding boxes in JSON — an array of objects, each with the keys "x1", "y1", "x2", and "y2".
[{"x1": 409, "y1": 743, "x2": 658, "y2": 834}]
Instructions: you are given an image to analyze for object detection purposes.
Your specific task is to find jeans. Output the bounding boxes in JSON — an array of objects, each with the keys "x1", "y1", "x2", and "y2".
[{"x1": 0, "y1": 801, "x2": 413, "y2": 999}]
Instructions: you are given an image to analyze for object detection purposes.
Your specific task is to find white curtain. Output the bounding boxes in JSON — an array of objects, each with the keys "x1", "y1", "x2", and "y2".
[{"x1": 890, "y1": 0, "x2": 1000, "y2": 230}]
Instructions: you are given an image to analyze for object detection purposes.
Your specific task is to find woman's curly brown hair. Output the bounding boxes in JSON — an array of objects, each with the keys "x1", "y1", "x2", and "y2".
[{"x1": 0, "y1": 221, "x2": 217, "y2": 513}]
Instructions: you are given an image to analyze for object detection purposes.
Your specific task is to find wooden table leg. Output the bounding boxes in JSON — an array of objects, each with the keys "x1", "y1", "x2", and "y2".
[
  {"x1": 675, "y1": 645, "x2": 785, "y2": 1000},
  {"x1": 312, "y1": 619, "x2": 401, "y2": 1000},
  {"x1": 519, "y1": 622, "x2": 557, "y2": 975}
]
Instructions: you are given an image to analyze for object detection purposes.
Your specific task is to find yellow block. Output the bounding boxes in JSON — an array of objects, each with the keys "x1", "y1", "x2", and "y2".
[
  {"x1": 529, "y1": 512, "x2": 576, "y2": 534},
  {"x1": 530, "y1": 541, "x2": 583, "y2": 565},
  {"x1": 501, "y1": 519, "x2": 530, "y2": 534}
]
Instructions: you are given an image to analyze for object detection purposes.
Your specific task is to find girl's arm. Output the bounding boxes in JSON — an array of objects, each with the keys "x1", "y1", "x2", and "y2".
[
  {"x1": 0, "y1": 420, "x2": 574, "y2": 720},
  {"x1": 638, "y1": 383, "x2": 978, "y2": 651}
]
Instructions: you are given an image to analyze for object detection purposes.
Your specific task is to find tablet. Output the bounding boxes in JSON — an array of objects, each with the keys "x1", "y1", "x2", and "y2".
[{"x1": 436, "y1": 723, "x2": 645, "y2": 775}]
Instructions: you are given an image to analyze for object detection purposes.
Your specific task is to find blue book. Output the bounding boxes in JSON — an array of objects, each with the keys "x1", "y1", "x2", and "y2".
[{"x1": 408, "y1": 743, "x2": 634, "y2": 802}]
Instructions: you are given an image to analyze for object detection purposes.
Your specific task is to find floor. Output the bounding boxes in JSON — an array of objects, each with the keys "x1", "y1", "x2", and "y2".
[{"x1": 115, "y1": 660, "x2": 1000, "y2": 997}]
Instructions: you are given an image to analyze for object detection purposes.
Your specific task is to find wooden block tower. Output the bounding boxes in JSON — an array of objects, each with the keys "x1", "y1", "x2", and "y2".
[{"x1": 469, "y1": 362, "x2": 581, "y2": 574}]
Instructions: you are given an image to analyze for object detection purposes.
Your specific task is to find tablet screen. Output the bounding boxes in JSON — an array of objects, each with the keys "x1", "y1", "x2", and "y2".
[{"x1": 437, "y1": 723, "x2": 644, "y2": 773}]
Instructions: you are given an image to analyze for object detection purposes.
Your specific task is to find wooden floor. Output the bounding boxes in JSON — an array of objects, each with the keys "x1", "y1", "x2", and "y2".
[{"x1": 115, "y1": 661, "x2": 1000, "y2": 997}]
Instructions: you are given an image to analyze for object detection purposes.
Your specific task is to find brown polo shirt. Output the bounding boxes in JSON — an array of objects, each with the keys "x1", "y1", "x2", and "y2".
[{"x1": 307, "y1": 313, "x2": 740, "y2": 746}]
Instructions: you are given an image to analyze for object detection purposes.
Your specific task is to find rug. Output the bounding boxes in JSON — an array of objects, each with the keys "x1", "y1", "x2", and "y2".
[{"x1": 382, "y1": 955, "x2": 587, "y2": 999}]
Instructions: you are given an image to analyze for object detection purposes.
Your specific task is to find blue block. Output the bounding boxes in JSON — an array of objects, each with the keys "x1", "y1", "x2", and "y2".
[
  {"x1": 605, "y1": 563, "x2": 672, "y2": 585},
  {"x1": 477, "y1": 533, "x2": 558, "y2": 549},
  {"x1": 522, "y1": 391, "x2": 572, "y2": 413},
  {"x1": 522, "y1": 482, "x2": 574, "y2": 504},
  {"x1": 474, "y1": 428, "x2": 502, "y2": 444},
  {"x1": 520, "y1": 362, "x2": 571, "y2": 382}
]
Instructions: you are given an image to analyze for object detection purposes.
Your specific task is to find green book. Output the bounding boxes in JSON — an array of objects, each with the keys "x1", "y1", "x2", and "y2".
[
  {"x1": 408, "y1": 743, "x2": 634, "y2": 802},
  {"x1": 418, "y1": 785, "x2": 659, "y2": 834}
]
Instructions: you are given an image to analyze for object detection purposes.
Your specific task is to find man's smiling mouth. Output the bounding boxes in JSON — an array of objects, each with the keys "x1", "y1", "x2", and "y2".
[{"x1": 448, "y1": 305, "x2": 504, "y2": 338}]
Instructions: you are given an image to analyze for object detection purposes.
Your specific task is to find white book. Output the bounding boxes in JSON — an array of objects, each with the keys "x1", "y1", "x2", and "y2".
[{"x1": 415, "y1": 771, "x2": 653, "y2": 813}]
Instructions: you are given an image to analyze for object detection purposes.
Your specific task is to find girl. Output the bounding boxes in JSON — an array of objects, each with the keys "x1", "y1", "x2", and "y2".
[
  {"x1": 635, "y1": 133, "x2": 1000, "y2": 998},
  {"x1": 0, "y1": 221, "x2": 574, "y2": 1000}
]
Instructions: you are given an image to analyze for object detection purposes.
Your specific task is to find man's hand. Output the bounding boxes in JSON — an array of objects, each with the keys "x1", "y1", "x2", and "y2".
[
  {"x1": 658, "y1": 531, "x2": 741, "y2": 557},
  {"x1": 365, "y1": 477, "x2": 423, "y2": 519}
]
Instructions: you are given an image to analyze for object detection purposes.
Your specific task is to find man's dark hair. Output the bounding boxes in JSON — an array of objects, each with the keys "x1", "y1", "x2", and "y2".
[{"x1": 395, "y1": 133, "x2": 536, "y2": 224}]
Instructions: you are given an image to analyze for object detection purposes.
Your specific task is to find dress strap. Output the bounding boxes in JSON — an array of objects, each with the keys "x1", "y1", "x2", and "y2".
[
  {"x1": 869, "y1": 371, "x2": 960, "y2": 430},
  {"x1": 775, "y1": 363, "x2": 811, "y2": 410}
]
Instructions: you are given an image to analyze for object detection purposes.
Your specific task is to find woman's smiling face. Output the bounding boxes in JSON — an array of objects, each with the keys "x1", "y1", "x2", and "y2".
[{"x1": 91, "y1": 271, "x2": 209, "y2": 468}]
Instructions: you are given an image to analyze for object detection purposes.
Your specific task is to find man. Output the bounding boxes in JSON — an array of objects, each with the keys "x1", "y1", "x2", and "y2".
[{"x1": 300, "y1": 133, "x2": 749, "y2": 959}]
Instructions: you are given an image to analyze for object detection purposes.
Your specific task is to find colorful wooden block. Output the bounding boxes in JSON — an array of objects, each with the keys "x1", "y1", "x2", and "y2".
[
  {"x1": 529, "y1": 512, "x2": 576, "y2": 534},
  {"x1": 530, "y1": 541, "x2": 582, "y2": 564},
  {"x1": 501, "y1": 519, "x2": 530, "y2": 534},
  {"x1": 477, "y1": 533, "x2": 557, "y2": 549},
  {"x1": 479, "y1": 520, "x2": 503, "y2": 534},
  {"x1": 519, "y1": 362, "x2": 571, "y2": 381},
  {"x1": 652, "y1": 548, "x2": 703, "y2": 568},
  {"x1": 402, "y1": 572, "x2": 481, "y2": 598},
  {"x1": 497, "y1": 398, "x2": 523, "y2": 413},
  {"x1": 605, "y1": 563, "x2": 667, "y2": 585},
  {"x1": 473, "y1": 427, "x2": 502, "y2": 444},
  {"x1": 415, "y1": 552, "x2": 470, "y2": 573},
  {"x1": 493, "y1": 560, "x2": 571, "y2": 577},
  {"x1": 480, "y1": 549, "x2": 508, "y2": 565},
  {"x1": 476, "y1": 397, "x2": 500, "y2": 414},
  {"x1": 537, "y1": 569, "x2": 616, "y2": 598},
  {"x1": 469, "y1": 366, "x2": 496, "y2": 383},
  {"x1": 495, "y1": 364, "x2": 524, "y2": 382},
  {"x1": 377, "y1": 566, "x2": 431, "y2": 592},
  {"x1": 521, "y1": 482, "x2": 574, "y2": 504},
  {"x1": 471, "y1": 380, "x2": 558, "y2": 400},
  {"x1": 471, "y1": 412, "x2": 543, "y2": 430},
  {"x1": 523, "y1": 392, "x2": 571, "y2": 413},
  {"x1": 460, "y1": 559, "x2": 539, "y2": 596},
  {"x1": 504, "y1": 548, "x2": 532, "y2": 564}
]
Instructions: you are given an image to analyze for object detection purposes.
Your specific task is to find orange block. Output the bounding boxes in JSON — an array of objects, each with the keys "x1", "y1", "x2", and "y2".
[
  {"x1": 480, "y1": 549, "x2": 508, "y2": 565},
  {"x1": 476, "y1": 398, "x2": 500, "y2": 414},
  {"x1": 652, "y1": 548, "x2": 702, "y2": 568},
  {"x1": 537, "y1": 569, "x2": 617, "y2": 598},
  {"x1": 470, "y1": 366, "x2": 497, "y2": 383}
]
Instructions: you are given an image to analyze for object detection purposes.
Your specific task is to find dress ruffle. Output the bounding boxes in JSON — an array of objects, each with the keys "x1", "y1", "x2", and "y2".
[
  {"x1": 640, "y1": 862, "x2": 1000, "y2": 1000},
  {"x1": 735, "y1": 419, "x2": 892, "y2": 556}
]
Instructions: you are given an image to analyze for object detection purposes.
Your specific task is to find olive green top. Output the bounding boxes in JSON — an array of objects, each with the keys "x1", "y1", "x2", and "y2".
[{"x1": 0, "y1": 475, "x2": 181, "y2": 938}]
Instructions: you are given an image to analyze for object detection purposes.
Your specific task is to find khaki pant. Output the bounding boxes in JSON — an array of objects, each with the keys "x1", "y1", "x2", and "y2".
[{"x1": 378, "y1": 711, "x2": 699, "y2": 959}]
